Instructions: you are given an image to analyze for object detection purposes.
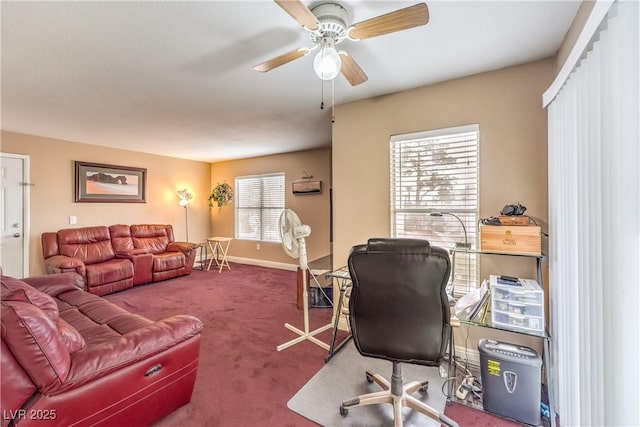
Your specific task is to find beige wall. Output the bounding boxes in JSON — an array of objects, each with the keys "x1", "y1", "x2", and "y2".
[
  {"x1": 1, "y1": 131, "x2": 211, "y2": 276},
  {"x1": 333, "y1": 58, "x2": 552, "y2": 269},
  {"x1": 210, "y1": 147, "x2": 332, "y2": 266},
  {"x1": 555, "y1": 1, "x2": 595, "y2": 74},
  {"x1": 332, "y1": 58, "x2": 554, "y2": 350}
]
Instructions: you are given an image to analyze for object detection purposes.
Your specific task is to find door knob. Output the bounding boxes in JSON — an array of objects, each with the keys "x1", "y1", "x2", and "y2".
[
  {"x1": 13, "y1": 233, "x2": 21, "y2": 238},
  {"x1": 12, "y1": 223, "x2": 21, "y2": 228}
]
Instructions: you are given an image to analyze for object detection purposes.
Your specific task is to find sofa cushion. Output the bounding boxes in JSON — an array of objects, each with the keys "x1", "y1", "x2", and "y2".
[
  {"x1": 109, "y1": 224, "x2": 135, "y2": 251},
  {"x1": 130, "y1": 225, "x2": 170, "y2": 254},
  {"x1": 58, "y1": 226, "x2": 115, "y2": 264},
  {"x1": 56, "y1": 289, "x2": 153, "y2": 345},
  {"x1": 58, "y1": 318, "x2": 86, "y2": 354},
  {"x1": 1, "y1": 276, "x2": 59, "y2": 323},
  {"x1": 85, "y1": 258, "x2": 134, "y2": 287},
  {"x1": 153, "y1": 252, "x2": 186, "y2": 271},
  {"x1": 1, "y1": 295, "x2": 70, "y2": 393}
]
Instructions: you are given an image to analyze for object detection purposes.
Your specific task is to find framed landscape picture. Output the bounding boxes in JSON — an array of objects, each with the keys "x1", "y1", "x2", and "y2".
[{"x1": 75, "y1": 161, "x2": 147, "y2": 203}]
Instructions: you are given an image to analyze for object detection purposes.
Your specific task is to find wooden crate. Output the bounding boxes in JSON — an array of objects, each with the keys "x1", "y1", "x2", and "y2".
[
  {"x1": 480, "y1": 224, "x2": 541, "y2": 255},
  {"x1": 498, "y1": 215, "x2": 531, "y2": 226}
]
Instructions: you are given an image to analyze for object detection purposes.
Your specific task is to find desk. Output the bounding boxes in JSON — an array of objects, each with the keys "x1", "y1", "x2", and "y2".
[
  {"x1": 325, "y1": 266, "x2": 352, "y2": 362},
  {"x1": 206, "y1": 237, "x2": 232, "y2": 273}
]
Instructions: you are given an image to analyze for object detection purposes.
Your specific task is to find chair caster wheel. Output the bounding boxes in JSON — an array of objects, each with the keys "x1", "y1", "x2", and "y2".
[
  {"x1": 419, "y1": 382, "x2": 429, "y2": 392},
  {"x1": 365, "y1": 372, "x2": 374, "y2": 383},
  {"x1": 340, "y1": 405, "x2": 348, "y2": 417}
]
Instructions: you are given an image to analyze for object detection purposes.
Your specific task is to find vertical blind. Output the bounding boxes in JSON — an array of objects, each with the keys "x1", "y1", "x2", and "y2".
[
  {"x1": 546, "y1": 1, "x2": 639, "y2": 425},
  {"x1": 390, "y1": 124, "x2": 480, "y2": 295},
  {"x1": 235, "y1": 173, "x2": 285, "y2": 242}
]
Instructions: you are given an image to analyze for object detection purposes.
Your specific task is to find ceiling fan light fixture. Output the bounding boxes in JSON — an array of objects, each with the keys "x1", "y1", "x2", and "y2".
[{"x1": 313, "y1": 38, "x2": 341, "y2": 81}]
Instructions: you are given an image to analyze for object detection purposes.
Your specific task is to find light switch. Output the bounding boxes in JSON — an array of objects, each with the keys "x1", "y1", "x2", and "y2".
[{"x1": 69, "y1": 216, "x2": 77, "y2": 225}]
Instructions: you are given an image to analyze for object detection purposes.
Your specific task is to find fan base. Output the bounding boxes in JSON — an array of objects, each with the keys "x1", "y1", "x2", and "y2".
[{"x1": 277, "y1": 322, "x2": 332, "y2": 352}]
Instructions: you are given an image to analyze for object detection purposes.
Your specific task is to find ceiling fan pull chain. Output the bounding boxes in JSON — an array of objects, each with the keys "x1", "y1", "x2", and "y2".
[
  {"x1": 331, "y1": 78, "x2": 335, "y2": 123},
  {"x1": 320, "y1": 75, "x2": 325, "y2": 110}
]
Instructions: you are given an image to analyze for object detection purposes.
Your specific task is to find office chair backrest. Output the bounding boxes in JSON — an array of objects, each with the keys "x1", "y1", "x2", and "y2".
[{"x1": 347, "y1": 238, "x2": 451, "y2": 365}]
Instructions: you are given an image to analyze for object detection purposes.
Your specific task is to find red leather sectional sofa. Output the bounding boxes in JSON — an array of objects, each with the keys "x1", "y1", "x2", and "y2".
[
  {"x1": 1, "y1": 272, "x2": 203, "y2": 427},
  {"x1": 42, "y1": 224, "x2": 197, "y2": 296}
]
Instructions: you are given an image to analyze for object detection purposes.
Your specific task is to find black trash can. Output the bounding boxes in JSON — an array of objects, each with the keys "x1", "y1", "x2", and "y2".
[{"x1": 478, "y1": 338, "x2": 542, "y2": 426}]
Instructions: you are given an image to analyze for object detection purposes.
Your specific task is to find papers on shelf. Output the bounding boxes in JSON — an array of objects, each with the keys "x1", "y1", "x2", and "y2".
[{"x1": 455, "y1": 280, "x2": 490, "y2": 321}]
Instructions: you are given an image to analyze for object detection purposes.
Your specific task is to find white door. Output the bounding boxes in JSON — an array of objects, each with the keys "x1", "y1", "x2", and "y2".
[{"x1": 0, "y1": 153, "x2": 30, "y2": 278}]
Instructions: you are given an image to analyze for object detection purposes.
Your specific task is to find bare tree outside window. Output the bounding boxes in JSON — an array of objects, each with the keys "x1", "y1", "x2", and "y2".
[{"x1": 391, "y1": 125, "x2": 479, "y2": 295}]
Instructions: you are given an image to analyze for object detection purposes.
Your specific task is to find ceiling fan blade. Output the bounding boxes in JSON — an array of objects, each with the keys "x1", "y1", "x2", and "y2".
[
  {"x1": 348, "y1": 3, "x2": 429, "y2": 41},
  {"x1": 253, "y1": 48, "x2": 310, "y2": 73},
  {"x1": 339, "y1": 52, "x2": 368, "y2": 86},
  {"x1": 274, "y1": 0, "x2": 320, "y2": 31}
]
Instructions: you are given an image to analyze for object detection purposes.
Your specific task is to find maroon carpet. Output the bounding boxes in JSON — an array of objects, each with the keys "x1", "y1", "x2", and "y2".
[{"x1": 104, "y1": 264, "x2": 521, "y2": 427}]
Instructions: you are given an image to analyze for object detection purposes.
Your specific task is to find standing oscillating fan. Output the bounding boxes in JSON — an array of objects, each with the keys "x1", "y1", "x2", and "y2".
[{"x1": 277, "y1": 209, "x2": 332, "y2": 352}]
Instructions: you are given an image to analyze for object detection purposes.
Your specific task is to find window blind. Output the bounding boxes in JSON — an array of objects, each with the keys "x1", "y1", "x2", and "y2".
[
  {"x1": 235, "y1": 173, "x2": 285, "y2": 242},
  {"x1": 390, "y1": 124, "x2": 479, "y2": 295},
  {"x1": 547, "y1": 1, "x2": 639, "y2": 424}
]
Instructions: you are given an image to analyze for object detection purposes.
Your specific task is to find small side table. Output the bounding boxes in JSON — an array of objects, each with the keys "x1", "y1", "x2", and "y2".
[
  {"x1": 206, "y1": 237, "x2": 232, "y2": 273},
  {"x1": 195, "y1": 242, "x2": 207, "y2": 271}
]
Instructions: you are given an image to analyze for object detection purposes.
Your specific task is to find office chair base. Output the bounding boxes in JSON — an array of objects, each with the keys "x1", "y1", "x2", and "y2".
[{"x1": 340, "y1": 363, "x2": 459, "y2": 427}]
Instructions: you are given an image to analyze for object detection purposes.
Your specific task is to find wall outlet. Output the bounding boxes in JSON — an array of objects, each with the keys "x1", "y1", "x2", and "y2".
[
  {"x1": 69, "y1": 216, "x2": 77, "y2": 225},
  {"x1": 256, "y1": 243, "x2": 261, "y2": 250}
]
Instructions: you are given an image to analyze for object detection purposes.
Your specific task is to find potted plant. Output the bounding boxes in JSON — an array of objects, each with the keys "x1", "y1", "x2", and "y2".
[{"x1": 208, "y1": 182, "x2": 233, "y2": 210}]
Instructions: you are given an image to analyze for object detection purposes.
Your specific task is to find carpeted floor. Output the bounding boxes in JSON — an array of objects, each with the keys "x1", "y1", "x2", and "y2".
[{"x1": 104, "y1": 264, "x2": 522, "y2": 427}]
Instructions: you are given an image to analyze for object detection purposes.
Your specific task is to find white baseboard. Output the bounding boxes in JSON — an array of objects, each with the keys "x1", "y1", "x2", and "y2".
[{"x1": 225, "y1": 256, "x2": 298, "y2": 271}]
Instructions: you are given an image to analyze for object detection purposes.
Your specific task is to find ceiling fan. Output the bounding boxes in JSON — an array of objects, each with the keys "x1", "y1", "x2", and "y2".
[{"x1": 253, "y1": 0, "x2": 430, "y2": 86}]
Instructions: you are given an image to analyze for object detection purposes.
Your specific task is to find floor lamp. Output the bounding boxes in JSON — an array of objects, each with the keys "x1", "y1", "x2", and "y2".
[{"x1": 177, "y1": 188, "x2": 193, "y2": 242}]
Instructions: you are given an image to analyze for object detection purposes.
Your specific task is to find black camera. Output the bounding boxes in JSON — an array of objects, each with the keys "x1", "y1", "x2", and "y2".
[{"x1": 500, "y1": 202, "x2": 527, "y2": 216}]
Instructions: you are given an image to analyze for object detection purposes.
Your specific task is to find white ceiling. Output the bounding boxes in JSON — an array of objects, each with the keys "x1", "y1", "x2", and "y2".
[{"x1": 1, "y1": 1, "x2": 580, "y2": 162}]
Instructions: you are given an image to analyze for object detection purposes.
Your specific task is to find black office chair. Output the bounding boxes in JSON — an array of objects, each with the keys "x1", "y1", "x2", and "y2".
[{"x1": 339, "y1": 238, "x2": 458, "y2": 427}]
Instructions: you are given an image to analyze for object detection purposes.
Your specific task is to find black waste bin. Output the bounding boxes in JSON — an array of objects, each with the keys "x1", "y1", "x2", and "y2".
[{"x1": 478, "y1": 338, "x2": 542, "y2": 426}]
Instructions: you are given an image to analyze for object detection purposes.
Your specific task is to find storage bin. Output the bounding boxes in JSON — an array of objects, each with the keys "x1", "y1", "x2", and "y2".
[
  {"x1": 480, "y1": 224, "x2": 541, "y2": 255},
  {"x1": 309, "y1": 285, "x2": 333, "y2": 308},
  {"x1": 490, "y1": 275, "x2": 544, "y2": 333}
]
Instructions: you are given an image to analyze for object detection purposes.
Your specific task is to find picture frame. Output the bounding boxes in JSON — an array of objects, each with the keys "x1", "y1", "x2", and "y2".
[
  {"x1": 74, "y1": 161, "x2": 147, "y2": 203},
  {"x1": 292, "y1": 180, "x2": 322, "y2": 195}
]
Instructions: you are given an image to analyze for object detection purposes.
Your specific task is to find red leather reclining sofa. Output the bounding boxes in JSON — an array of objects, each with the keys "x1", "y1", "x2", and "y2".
[
  {"x1": 42, "y1": 224, "x2": 197, "y2": 296},
  {"x1": 1, "y1": 272, "x2": 203, "y2": 426}
]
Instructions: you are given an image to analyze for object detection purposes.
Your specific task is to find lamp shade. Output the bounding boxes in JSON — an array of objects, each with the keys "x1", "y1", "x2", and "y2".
[
  {"x1": 313, "y1": 39, "x2": 341, "y2": 81},
  {"x1": 177, "y1": 188, "x2": 193, "y2": 207}
]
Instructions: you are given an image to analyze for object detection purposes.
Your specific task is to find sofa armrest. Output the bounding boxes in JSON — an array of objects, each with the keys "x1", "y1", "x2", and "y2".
[
  {"x1": 44, "y1": 255, "x2": 86, "y2": 276},
  {"x1": 59, "y1": 315, "x2": 203, "y2": 392},
  {"x1": 116, "y1": 251, "x2": 153, "y2": 286},
  {"x1": 22, "y1": 272, "x2": 85, "y2": 297},
  {"x1": 167, "y1": 241, "x2": 197, "y2": 254}
]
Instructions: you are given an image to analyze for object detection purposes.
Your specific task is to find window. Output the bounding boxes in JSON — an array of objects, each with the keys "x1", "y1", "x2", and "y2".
[
  {"x1": 390, "y1": 124, "x2": 479, "y2": 295},
  {"x1": 235, "y1": 173, "x2": 285, "y2": 242}
]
